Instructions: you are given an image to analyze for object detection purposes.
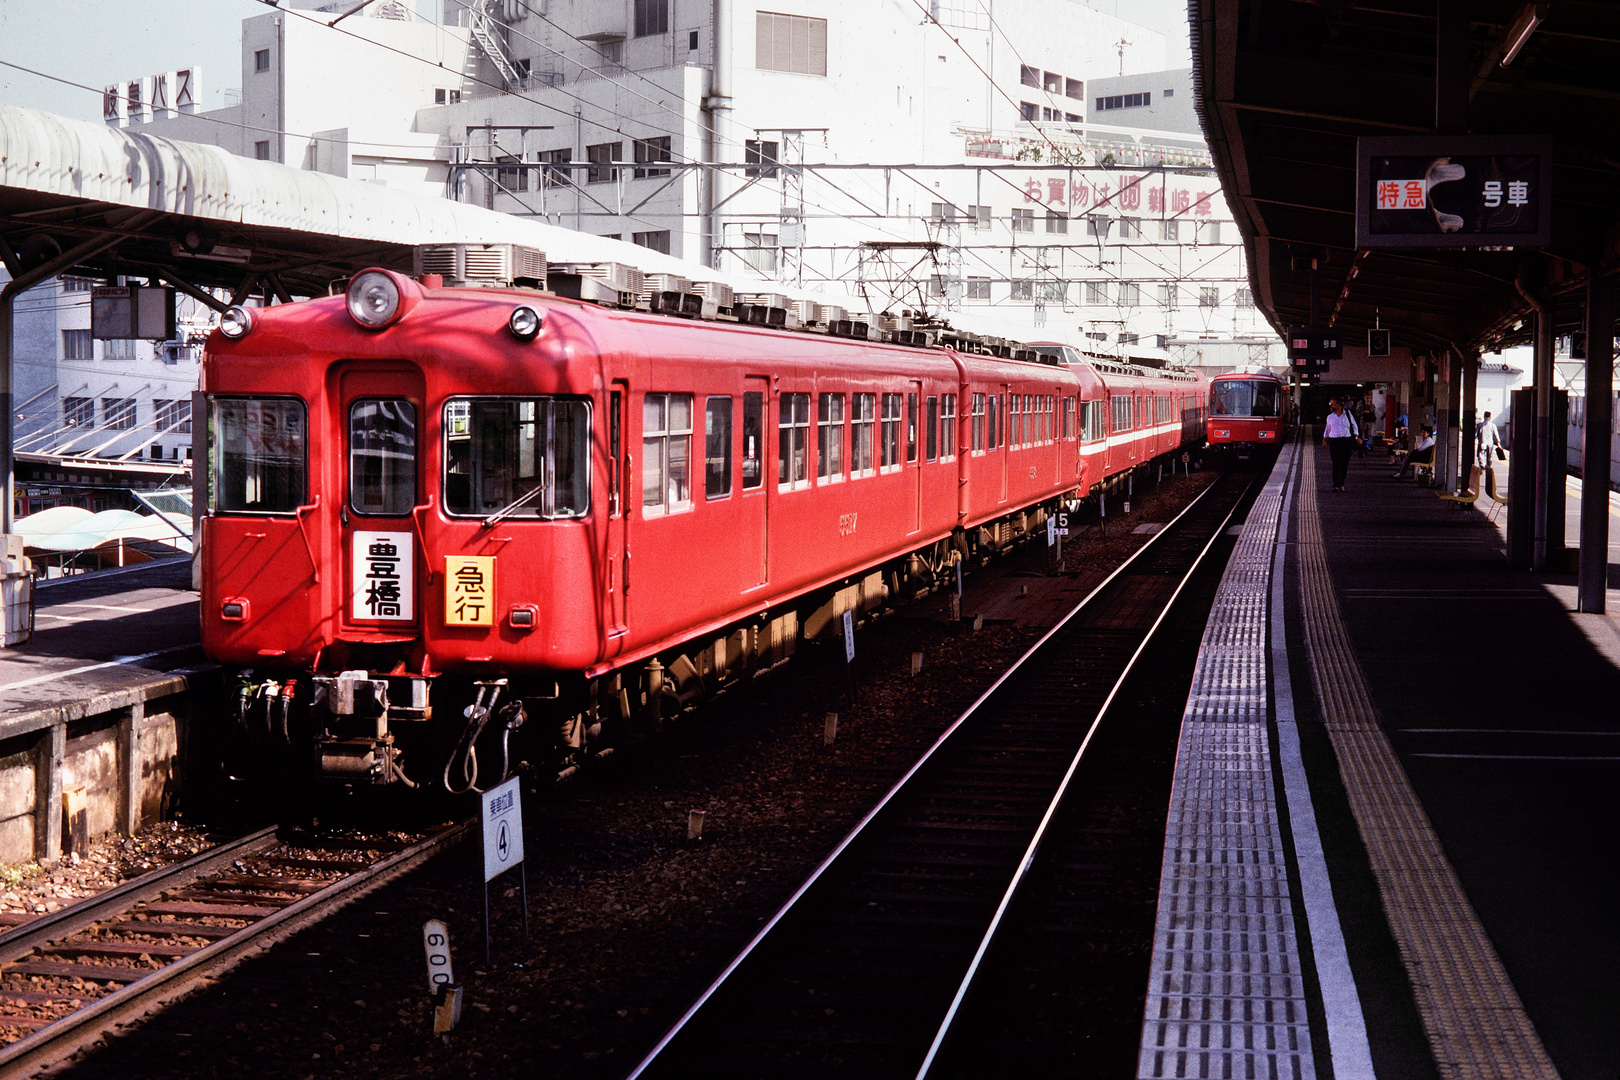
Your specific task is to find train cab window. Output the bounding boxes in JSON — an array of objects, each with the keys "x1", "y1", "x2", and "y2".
[
  {"x1": 642, "y1": 393, "x2": 693, "y2": 514},
  {"x1": 971, "y1": 393, "x2": 986, "y2": 452},
  {"x1": 443, "y1": 397, "x2": 591, "y2": 519},
  {"x1": 208, "y1": 397, "x2": 307, "y2": 514},
  {"x1": 705, "y1": 396, "x2": 732, "y2": 499},
  {"x1": 852, "y1": 394, "x2": 877, "y2": 476},
  {"x1": 880, "y1": 393, "x2": 902, "y2": 471},
  {"x1": 1211, "y1": 378, "x2": 1281, "y2": 417},
  {"x1": 906, "y1": 393, "x2": 918, "y2": 462},
  {"x1": 987, "y1": 395, "x2": 1000, "y2": 450},
  {"x1": 940, "y1": 394, "x2": 957, "y2": 459},
  {"x1": 742, "y1": 391, "x2": 764, "y2": 490},
  {"x1": 779, "y1": 393, "x2": 811, "y2": 490},
  {"x1": 349, "y1": 398, "x2": 417, "y2": 516},
  {"x1": 925, "y1": 396, "x2": 938, "y2": 462},
  {"x1": 818, "y1": 394, "x2": 845, "y2": 482}
]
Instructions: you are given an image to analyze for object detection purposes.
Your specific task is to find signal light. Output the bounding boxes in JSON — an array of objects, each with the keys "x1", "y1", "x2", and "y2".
[{"x1": 219, "y1": 306, "x2": 255, "y2": 339}]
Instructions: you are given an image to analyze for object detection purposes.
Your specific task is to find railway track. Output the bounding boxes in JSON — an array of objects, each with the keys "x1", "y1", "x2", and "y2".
[
  {"x1": 0, "y1": 820, "x2": 470, "y2": 1076},
  {"x1": 628, "y1": 469, "x2": 1257, "y2": 1080}
]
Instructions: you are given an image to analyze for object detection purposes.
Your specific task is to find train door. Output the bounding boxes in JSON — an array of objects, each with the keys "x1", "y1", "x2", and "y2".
[
  {"x1": 740, "y1": 377, "x2": 769, "y2": 588},
  {"x1": 340, "y1": 366, "x2": 424, "y2": 636},
  {"x1": 908, "y1": 382, "x2": 923, "y2": 533},
  {"x1": 605, "y1": 380, "x2": 628, "y2": 643}
]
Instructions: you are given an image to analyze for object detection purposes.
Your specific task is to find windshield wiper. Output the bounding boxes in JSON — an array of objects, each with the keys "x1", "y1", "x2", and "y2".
[{"x1": 483, "y1": 484, "x2": 546, "y2": 528}]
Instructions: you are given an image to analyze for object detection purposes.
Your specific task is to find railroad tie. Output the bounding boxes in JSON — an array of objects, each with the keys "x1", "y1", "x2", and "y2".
[{"x1": 1295, "y1": 439, "x2": 1560, "y2": 1080}]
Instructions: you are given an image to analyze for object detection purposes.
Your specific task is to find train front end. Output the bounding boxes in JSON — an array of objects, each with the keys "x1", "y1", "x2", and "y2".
[
  {"x1": 1206, "y1": 373, "x2": 1287, "y2": 458},
  {"x1": 198, "y1": 269, "x2": 609, "y2": 792}
]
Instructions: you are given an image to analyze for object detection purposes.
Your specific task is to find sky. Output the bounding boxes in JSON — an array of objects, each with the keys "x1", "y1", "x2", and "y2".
[{"x1": 0, "y1": 0, "x2": 1193, "y2": 125}]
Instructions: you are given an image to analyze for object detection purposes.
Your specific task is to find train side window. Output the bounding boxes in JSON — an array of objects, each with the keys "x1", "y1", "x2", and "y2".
[
  {"x1": 1011, "y1": 395, "x2": 1023, "y2": 448},
  {"x1": 971, "y1": 393, "x2": 985, "y2": 452},
  {"x1": 208, "y1": 396, "x2": 307, "y2": 514},
  {"x1": 925, "y1": 396, "x2": 938, "y2": 462},
  {"x1": 880, "y1": 393, "x2": 902, "y2": 471},
  {"x1": 818, "y1": 393, "x2": 845, "y2": 482},
  {"x1": 779, "y1": 392, "x2": 811, "y2": 490},
  {"x1": 852, "y1": 393, "x2": 877, "y2": 476},
  {"x1": 1063, "y1": 397, "x2": 1074, "y2": 439},
  {"x1": 349, "y1": 398, "x2": 417, "y2": 516},
  {"x1": 906, "y1": 392, "x2": 918, "y2": 462},
  {"x1": 442, "y1": 397, "x2": 590, "y2": 519},
  {"x1": 705, "y1": 396, "x2": 732, "y2": 499},
  {"x1": 742, "y1": 391, "x2": 764, "y2": 489},
  {"x1": 642, "y1": 392, "x2": 693, "y2": 515},
  {"x1": 1111, "y1": 395, "x2": 1132, "y2": 432},
  {"x1": 940, "y1": 394, "x2": 957, "y2": 460},
  {"x1": 987, "y1": 394, "x2": 1000, "y2": 450}
]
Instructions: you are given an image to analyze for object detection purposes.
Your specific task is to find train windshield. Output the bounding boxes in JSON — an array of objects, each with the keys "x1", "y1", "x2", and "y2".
[
  {"x1": 443, "y1": 397, "x2": 591, "y2": 519},
  {"x1": 1211, "y1": 379, "x2": 1281, "y2": 418},
  {"x1": 208, "y1": 397, "x2": 308, "y2": 514}
]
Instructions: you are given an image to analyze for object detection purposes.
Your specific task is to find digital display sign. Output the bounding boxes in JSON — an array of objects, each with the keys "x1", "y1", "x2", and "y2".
[{"x1": 1355, "y1": 135, "x2": 1552, "y2": 249}]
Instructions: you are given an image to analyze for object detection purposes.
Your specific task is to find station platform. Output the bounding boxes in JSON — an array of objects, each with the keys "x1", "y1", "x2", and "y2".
[
  {"x1": 1139, "y1": 438, "x2": 1618, "y2": 1080},
  {"x1": 0, "y1": 559, "x2": 209, "y2": 864}
]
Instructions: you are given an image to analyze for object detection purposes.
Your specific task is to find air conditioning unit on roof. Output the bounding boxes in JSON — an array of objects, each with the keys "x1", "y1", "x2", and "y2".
[
  {"x1": 553, "y1": 261, "x2": 644, "y2": 297},
  {"x1": 414, "y1": 243, "x2": 546, "y2": 287}
]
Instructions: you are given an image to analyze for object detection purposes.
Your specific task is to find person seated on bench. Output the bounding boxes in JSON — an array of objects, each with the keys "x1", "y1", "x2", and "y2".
[{"x1": 1393, "y1": 426, "x2": 1436, "y2": 479}]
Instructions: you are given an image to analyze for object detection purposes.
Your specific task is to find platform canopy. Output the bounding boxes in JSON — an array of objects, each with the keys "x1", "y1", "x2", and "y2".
[
  {"x1": 1191, "y1": 0, "x2": 1620, "y2": 355},
  {"x1": 20, "y1": 508, "x2": 189, "y2": 554}
]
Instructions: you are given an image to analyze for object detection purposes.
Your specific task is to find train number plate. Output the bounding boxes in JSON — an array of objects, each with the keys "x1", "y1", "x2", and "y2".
[{"x1": 352, "y1": 531, "x2": 414, "y2": 621}]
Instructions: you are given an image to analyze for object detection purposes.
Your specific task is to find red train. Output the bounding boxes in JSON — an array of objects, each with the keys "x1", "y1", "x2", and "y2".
[
  {"x1": 198, "y1": 263, "x2": 1208, "y2": 791},
  {"x1": 1205, "y1": 369, "x2": 1293, "y2": 457}
]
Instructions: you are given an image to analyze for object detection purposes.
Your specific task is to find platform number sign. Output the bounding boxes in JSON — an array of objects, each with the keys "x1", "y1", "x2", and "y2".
[
  {"x1": 482, "y1": 775, "x2": 524, "y2": 882},
  {"x1": 352, "y1": 531, "x2": 413, "y2": 621},
  {"x1": 422, "y1": 919, "x2": 454, "y2": 995}
]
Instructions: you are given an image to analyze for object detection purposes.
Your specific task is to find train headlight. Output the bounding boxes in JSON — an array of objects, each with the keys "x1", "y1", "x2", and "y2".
[
  {"x1": 219, "y1": 306, "x2": 256, "y2": 340},
  {"x1": 347, "y1": 270, "x2": 403, "y2": 329},
  {"x1": 508, "y1": 305, "x2": 543, "y2": 341}
]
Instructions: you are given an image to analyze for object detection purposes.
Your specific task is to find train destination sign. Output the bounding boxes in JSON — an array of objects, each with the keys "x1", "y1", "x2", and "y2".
[{"x1": 1355, "y1": 135, "x2": 1552, "y2": 249}]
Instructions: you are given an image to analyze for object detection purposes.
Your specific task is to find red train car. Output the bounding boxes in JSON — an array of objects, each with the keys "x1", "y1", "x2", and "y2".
[
  {"x1": 198, "y1": 269, "x2": 1207, "y2": 791},
  {"x1": 1205, "y1": 369, "x2": 1292, "y2": 456}
]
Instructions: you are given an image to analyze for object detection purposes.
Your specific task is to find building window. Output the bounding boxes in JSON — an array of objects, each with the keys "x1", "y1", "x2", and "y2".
[
  {"x1": 1039, "y1": 281, "x2": 1066, "y2": 303},
  {"x1": 1119, "y1": 282, "x2": 1140, "y2": 306},
  {"x1": 1199, "y1": 220, "x2": 1221, "y2": 244},
  {"x1": 742, "y1": 232, "x2": 778, "y2": 274},
  {"x1": 254, "y1": 49, "x2": 270, "y2": 73},
  {"x1": 1020, "y1": 101, "x2": 1037, "y2": 122},
  {"x1": 101, "y1": 338, "x2": 136, "y2": 360},
  {"x1": 1120, "y1": 217, "x2": 1142, "y2": 239},
  {"x1": 1046, "y1": 210, "x2": 1068, "y2": 234},
  {"x1": 1200, "y1": 286, "x2": 1220, "y2": 307},
  {"x1": 930, "y1": 201, "x2": 958, "y2": 222},
  {"x1": 968, "y1": 204, "x2": 991, "y2": 229},
  {"x1": 817, "y1": 393, "x2": 844, "y2": 482},
  {"x1": 1161, "y1": 219, "x2": 1179, "y2": 242},
  {"x1": 1087, "y1": 214, "x2": 1111, "y2": 239},
  {"x1": 1236, "y1": 287, "x2": 1254, "y2": 307},
  {"x1": 435, "y1": 87, "x2": 462, "y2": 104},
  {"x1": 1158, "y1": 283, "x2": 1178, "y2": 308},
  {"x1": 495, "y1": 155, "x2": 527, "y2": 193},
  {"x1": 62, "y1": 329, "x2": 93, "y2": 360},
  {"x1": 1085, "y1": 281, "x2": 1108, "y2": 305},
  {"x1": 1011, "y1": 208, "x2": 1034, "y2": 232},
  {"x1": 541, "y1": 148, "x2": 572, "y2": 188},
  {"x1": 633, "y1": 136, "x2": 672, "y2": 178},
  {"x1": 63, "y1": 397, "x2": 93, "y2": 428},
  {"x1": 1066, "y1": 77, "x2": 1084, "y2": 100},
  {"x1": 940, "y1": 393, "x2": 957, "y2": 459},
  {"x1": 103, "y1": 397, "x2": 136, "y2": 430},
  {"x1": 1164, "y1": 88, "x2": 1174, "y2": 97},
  {"x1": 634, "y1": 0, "x2": 669, "y2": 37},
  {"x1": 1010, "y1": 279, "x2": 1034, "y2": 302},
  {"x1": 1043, "y1": 71, "x2": 1062, "y2": 94},
  {"x1": 61, "y1": 276, "x2": 97, "y2": 293},
  {"x1": 879, "y1": 393, "x2": 902, "y2": 471},
  {"x1": 598, "y1": 41, "x2": 623, "y2": 70},
  {"x1": 586, "y1": 142, "x2": 622, "y2": 183},
  {"x1": 778, "y1": 393, "x2": 810, "y2": 490},
  {"x1": 966, "y1": 277, "x2": 990, "y2": 300},
  {"x1": 642, "y1": 392, "x2": 693, "y2": 514},
  {"x1": 154, "y1": 398, "x2": 192, "y2": 434},
  {"x1": 1020, "y1": 64, "x2": 1040, "y2": 87},
  {"x1": 756, "y1": 11, "x2": 827, "y2": 76},
  {"x1": 851, "y1": 393, "x2": 876, "y2": 476},
  {"x1": 1065, "y1": 112, "x2": 1082, "y2": 124},
  {"x1": 513, "y1": 58, "x2": 532, "y2": 81},
  {"x1": 1096, "y1": 92, "x2": 1150, "y2": 110},
  {"x1": 745, "y1": 139, "x2": 779, "y2": 178},
  {"x1": 254, "y1": 141, "x2": 270, "y2": 160},
  {"x1": 633, "y1": 230, "x2": 672, "y2": 254}
]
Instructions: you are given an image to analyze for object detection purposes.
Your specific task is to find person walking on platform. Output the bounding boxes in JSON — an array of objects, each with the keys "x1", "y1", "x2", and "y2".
[
  {"x1": 1323, "y1": 398, "x2": 1358, "y2": 491},
  {"x1": 1476, "y1": 410, "x2": 1502, "y2": 468}
]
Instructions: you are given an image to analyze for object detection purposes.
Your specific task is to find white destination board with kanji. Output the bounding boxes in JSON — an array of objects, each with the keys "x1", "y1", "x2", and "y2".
[{"x1": 352, "y1": 531, "x2": 414, "y2": 621}]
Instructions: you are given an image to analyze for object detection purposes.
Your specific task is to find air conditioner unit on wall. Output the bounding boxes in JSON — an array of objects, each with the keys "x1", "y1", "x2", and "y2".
[{"x1": 414, "y1": 243, "x2": 546, "y2": 287}]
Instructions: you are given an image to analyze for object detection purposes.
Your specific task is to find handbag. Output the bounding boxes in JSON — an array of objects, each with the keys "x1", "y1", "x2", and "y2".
[{"x1": 1495, "y1": 445, "x2": 1507, "y2": 461}]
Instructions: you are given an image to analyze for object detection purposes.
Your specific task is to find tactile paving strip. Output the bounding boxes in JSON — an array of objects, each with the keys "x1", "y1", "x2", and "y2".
[
  {"x1": 1295, "y1": 440, "x2": 1560, "y2": 1080},
  {"x1": 1138, "y1": 447, "x2": 1315, "y2": 1080}
]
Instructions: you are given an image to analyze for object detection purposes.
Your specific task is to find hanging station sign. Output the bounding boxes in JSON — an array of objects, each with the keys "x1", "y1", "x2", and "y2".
[{"x1": 1354, "y1": 135, "x2": 1553, "y2": 249}]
